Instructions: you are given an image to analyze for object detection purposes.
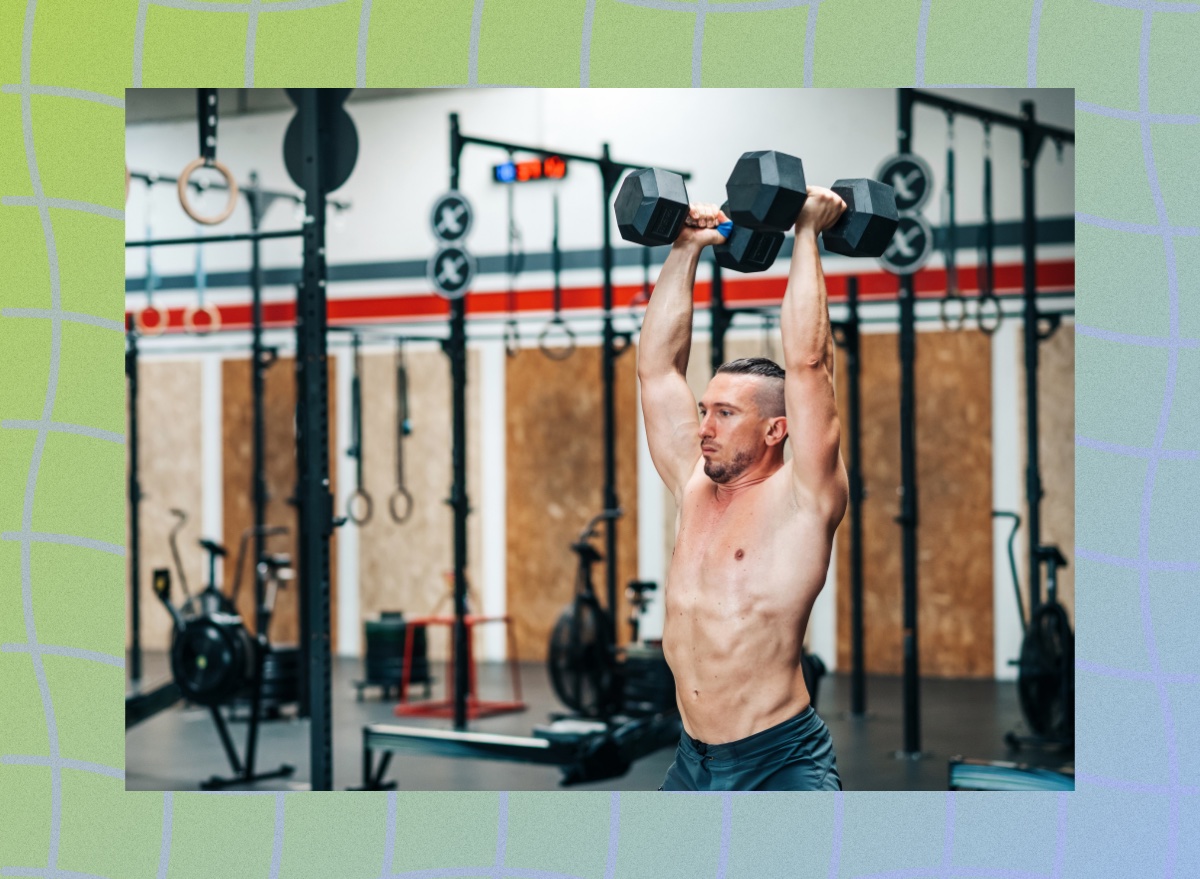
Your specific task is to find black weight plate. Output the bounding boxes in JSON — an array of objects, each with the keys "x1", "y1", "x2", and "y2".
[
  {"x1": 283, "y1": 106, "x2": 359, "y2": 194},
  {"x1": 1017, "y1": 603, "x2": 1074, "y2": 738}
]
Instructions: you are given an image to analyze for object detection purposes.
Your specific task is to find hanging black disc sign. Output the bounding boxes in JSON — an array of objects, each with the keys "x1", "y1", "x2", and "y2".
[{"x1": 283, "y1": 89, "x2": 359, "y2": 194}]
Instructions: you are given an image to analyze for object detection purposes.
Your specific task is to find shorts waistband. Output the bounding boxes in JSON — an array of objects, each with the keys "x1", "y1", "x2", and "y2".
[{"x1": 684, "y1": 705, "x2": 823, "y2": 761}]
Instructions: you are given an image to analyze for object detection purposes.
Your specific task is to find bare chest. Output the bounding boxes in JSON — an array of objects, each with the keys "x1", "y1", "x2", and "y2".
[{"x1": 669, "y1": 480, "x2": 823, "y2": 611}]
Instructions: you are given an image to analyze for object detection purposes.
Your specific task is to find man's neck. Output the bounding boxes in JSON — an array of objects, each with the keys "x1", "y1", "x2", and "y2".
[{"x1": 711, "y1": 457, "x2": 783, "y2": 501}]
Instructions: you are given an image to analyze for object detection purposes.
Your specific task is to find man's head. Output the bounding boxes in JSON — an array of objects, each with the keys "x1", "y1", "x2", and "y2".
[{"x1": 698, "y1": 358, "x2": 788, "y2": 483}]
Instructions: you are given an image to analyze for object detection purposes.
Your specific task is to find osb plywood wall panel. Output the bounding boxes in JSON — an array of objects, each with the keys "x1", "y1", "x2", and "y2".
[
  {"x1": 222, "y1": 356, "x2": 338, "y2": 650},
  {"x1": 356, "y1": 347, "x2": 483, "y2": 662},
  {"x1": 506, "y1": 344, "x2": 638, "y2": 662},
  {"x1": 835, "y1": 329, "x2": 995, "y2": 678},
  {"x1": 1017, "y1": 326, "x2": 1075, "y2": 622},
  {"x1": 126, "y1": 359, "x2": 204, "y2": 652}
]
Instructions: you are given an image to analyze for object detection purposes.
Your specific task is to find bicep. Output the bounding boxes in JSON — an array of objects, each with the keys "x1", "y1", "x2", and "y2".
[
  {"x1": 785, "y1": 362, "x2": 846, "y2": 516},
  {"x1": 639, "y1": 372, "x2": 701, "y2": 499}
]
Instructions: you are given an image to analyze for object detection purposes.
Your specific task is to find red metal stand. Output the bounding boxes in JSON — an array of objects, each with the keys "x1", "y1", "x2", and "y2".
[{"x1": 394, "y1": 614, "x2": 526, "y2": 720}]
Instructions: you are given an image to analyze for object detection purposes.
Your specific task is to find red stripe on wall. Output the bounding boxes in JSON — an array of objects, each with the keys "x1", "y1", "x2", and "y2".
[{"x1": 126, "y1": 259, "x2": 1074, "y2": 334}]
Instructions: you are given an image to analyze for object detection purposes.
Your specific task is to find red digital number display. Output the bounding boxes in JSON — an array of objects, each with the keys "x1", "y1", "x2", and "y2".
[{"x1": 494, "y1": 156, "x2": 568, "y2": 184}]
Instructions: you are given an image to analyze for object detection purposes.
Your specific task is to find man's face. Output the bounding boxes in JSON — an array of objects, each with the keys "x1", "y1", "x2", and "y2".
[{"x1": 697, "y1": 373, "x2": 766, "y2": 483}]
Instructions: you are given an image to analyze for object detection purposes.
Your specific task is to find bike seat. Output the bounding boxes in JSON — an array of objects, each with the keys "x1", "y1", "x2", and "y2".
[
  {"x1": 199, "y1": 539, "x2": 228, "y2": 557},
  {"x1": 571, "y1": 542, "x2": 604, "y2": 563}
]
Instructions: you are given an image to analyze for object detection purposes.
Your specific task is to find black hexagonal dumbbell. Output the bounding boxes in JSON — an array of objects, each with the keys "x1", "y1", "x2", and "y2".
[
  {"x1": 726, "y1": 151, "x2": 898, "y2": 258},
  {"x1": 714, "y1": 201, "x2": 784, "y2": 274},
  {"x1": 824, "y1": 178, "x2": 899, "y2": 257},
  {"x1": 614, "y1": 168, "x2": 783, "y2": 273}
]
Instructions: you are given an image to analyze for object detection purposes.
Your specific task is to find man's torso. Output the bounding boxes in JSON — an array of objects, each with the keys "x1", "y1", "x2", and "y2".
[{"x1": 662, "y1": 459, "x2": 834, "y2": 743}]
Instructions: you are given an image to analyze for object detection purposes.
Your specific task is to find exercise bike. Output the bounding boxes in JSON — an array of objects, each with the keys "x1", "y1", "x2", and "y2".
[
  {"x1": 547, "y1": 509, "x2": 622, "y2": 719},
  {"x1": 995, "y1": 512, "x2": 1075, "y2": 753},
  {"x1": 156, "y1": 509, "x2": 296, "y2": 789}
]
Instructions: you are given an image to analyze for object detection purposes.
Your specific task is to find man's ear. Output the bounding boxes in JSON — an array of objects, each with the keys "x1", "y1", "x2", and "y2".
[{"x1": 765, "y1": 416, "x2": 788, "y2": 447}]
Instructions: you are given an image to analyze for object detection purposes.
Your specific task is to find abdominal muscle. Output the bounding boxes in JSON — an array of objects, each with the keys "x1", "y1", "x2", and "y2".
[{"x1": 662, "y1": 467, "x2": 832, "y2": 744}]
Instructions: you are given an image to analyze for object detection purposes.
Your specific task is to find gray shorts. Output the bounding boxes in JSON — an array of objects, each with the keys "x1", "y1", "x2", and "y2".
[{"x1": 660, "y1": 705, "x2": 842, "y2": 791}]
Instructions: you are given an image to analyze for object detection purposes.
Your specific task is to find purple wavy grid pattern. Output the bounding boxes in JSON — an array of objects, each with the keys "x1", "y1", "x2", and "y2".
[{"x1": 2, "y1": 1, "x2": 1193, "y2": 878}]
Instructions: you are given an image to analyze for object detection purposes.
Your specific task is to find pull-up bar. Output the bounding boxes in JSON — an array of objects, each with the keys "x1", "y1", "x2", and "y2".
[
  {"x1": 125, "y1": 228, "x2": 304, "y2": 248},
  {"x1": 907, "y1": 89, "x2": 1075, "y2": 143},
  {"x1": 128, "y1": 168, "x2": 353, "y2": 211}
]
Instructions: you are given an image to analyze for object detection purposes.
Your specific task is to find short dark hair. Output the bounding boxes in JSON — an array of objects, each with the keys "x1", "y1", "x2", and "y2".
[
  {"x1": 715, "y1": 357, "x2": 786, "y2": 419},
  {"x1": 715, "y1": 357, "x2": 785, "y2": 381}
]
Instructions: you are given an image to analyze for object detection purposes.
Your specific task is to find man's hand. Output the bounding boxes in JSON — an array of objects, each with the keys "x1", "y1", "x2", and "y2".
[
  {"x1": 674, "y1": 203, "x2": 729, "y2": 250},
  {"x1": 794, "y1": 186, "x2": 847, "y2": 236}
]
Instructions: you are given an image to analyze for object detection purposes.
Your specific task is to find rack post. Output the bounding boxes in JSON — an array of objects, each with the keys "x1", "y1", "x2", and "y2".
[
  {"x1": 897, "y1": 88, "x2": 922, "y2": 758},
  {"x1": 293, "y1": 89, "x2": 335, "y2": 790}
]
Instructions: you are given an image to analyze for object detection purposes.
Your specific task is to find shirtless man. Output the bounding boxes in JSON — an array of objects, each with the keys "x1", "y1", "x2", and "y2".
[{"x1": 638, "y1": 188, "x2": 850, "y2": 791}]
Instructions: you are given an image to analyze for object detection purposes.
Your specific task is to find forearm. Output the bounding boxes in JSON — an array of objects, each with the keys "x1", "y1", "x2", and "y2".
[
  {"x1": 638, "y1": 242, "x2": 702, "y2": 378},
  {"x1": 780, "y1": 229, "x2": 832, "y2": 372}
]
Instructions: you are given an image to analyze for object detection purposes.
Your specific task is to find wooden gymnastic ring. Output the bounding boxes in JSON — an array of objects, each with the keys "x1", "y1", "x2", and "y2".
[
  {"x1": 134, "y1": 304, "x2": 168, "y2": 336},
  {"x1": 183, "y1": 302, "x2": 221, "y2": 335},
  {"x1": 387, "y1": 488, "x2": 413, "y2": 525},
  {"x1": 177, "y1": 157, "x2": 238, "y2": 225}
]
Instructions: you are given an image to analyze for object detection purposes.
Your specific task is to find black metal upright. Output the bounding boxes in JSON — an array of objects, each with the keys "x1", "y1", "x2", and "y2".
[
  {"x1": 292, "y1": 90, "x2": 334, "y2": 790},
  {"x1": 447, "y1": 113, "x2": 471, "y2": 732},
  {"x1": 247, "y1": 172, "x2": 270, "y2": 637},
  {"x1": 598, "y1": 145, "x2": 623, "y2": 623},
  {"x1": 1020, "y1": 100, "x2": 1045, "y2": 612},
  {"x1": 896, "y1": 88, "x2": 922, "y2": 757},
  {"x1": 844, "y1": 277, "x2": 866, "y2": 718},
  {"x1": 126, "y1": 330, "x2": 142, "y2": 685}
]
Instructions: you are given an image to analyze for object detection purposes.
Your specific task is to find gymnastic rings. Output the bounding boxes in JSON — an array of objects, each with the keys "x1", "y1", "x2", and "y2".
[
  {"x1": 388, "y1": 488, "x2": 414, "y2": 525},
  {"x1": 346, "y1": 487, "x2": 374, "y2": 526},
  {"x1": 135, "y1": 304, "x2": 169, "y2": 336},
  {"x1": 177, "y1": 157, "x2": 238, "y2": 225},
  {"x1": 538, "y1": 316, "x2": 576, "y2": 361},
  {"x1": 183, "y1": 302, "x2": 222, "y2": 335},
  {"x1": 939, "y1": 291, "x2": 967, "y2": 332},
  {"x1": 976, "y1": 291, "x2": 1003, "y2": 336}
]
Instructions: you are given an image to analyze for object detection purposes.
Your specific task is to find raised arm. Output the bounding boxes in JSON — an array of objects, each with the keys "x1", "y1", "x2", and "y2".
[
  {"x1": 637, "y1": 204, "x2": 726, "y2": 501},
  {"x1": 780, "y1": 188, "x2": 849, "y2": 524}
]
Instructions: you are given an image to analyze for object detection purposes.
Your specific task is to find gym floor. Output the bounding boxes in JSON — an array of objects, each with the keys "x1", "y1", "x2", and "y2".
[{"x1": 125, "y1": 652, "x2": 1072, "y2": 791}]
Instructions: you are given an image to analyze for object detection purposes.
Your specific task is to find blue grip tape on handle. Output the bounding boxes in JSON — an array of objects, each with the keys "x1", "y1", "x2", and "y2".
[{"x1": 717, "y1": 220, "x2": 734, "y2": 238}]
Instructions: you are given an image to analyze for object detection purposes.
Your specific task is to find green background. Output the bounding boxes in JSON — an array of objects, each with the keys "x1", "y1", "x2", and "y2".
[{"x1": 1, "y1": 1, "x2": 1195, "y2": 877}]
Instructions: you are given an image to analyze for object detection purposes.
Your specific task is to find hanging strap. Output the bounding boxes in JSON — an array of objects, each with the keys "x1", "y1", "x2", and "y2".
[
  {"x1": 539, "y1": 191, "x2": 576, "y2": 360},
  {"x1": 503, "y1": 153, "x2": 523, "y2": 357},
  {"x1": 182, "y1": 226, "x2": 221, "y2": 333},
  {"x1": 135, "y1": 195, "x2": 167, "y2": 336},
  {"x1": 345, "y1": 333, "x2": 374, "y2": 524},
  {"x1": 388, "y1": 338, "x2": 414, "y2": 524},
  {"x1": 939, "y1": 113, "x2": 965, "y2": 332},
  {"x1": 977, "y1": 123, "x2": 1002, "y2": 336}
]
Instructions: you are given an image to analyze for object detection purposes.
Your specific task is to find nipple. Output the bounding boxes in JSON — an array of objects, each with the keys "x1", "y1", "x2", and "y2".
[{"x1": 735, "y1": 548, "x2": 745, "y2": 560}]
